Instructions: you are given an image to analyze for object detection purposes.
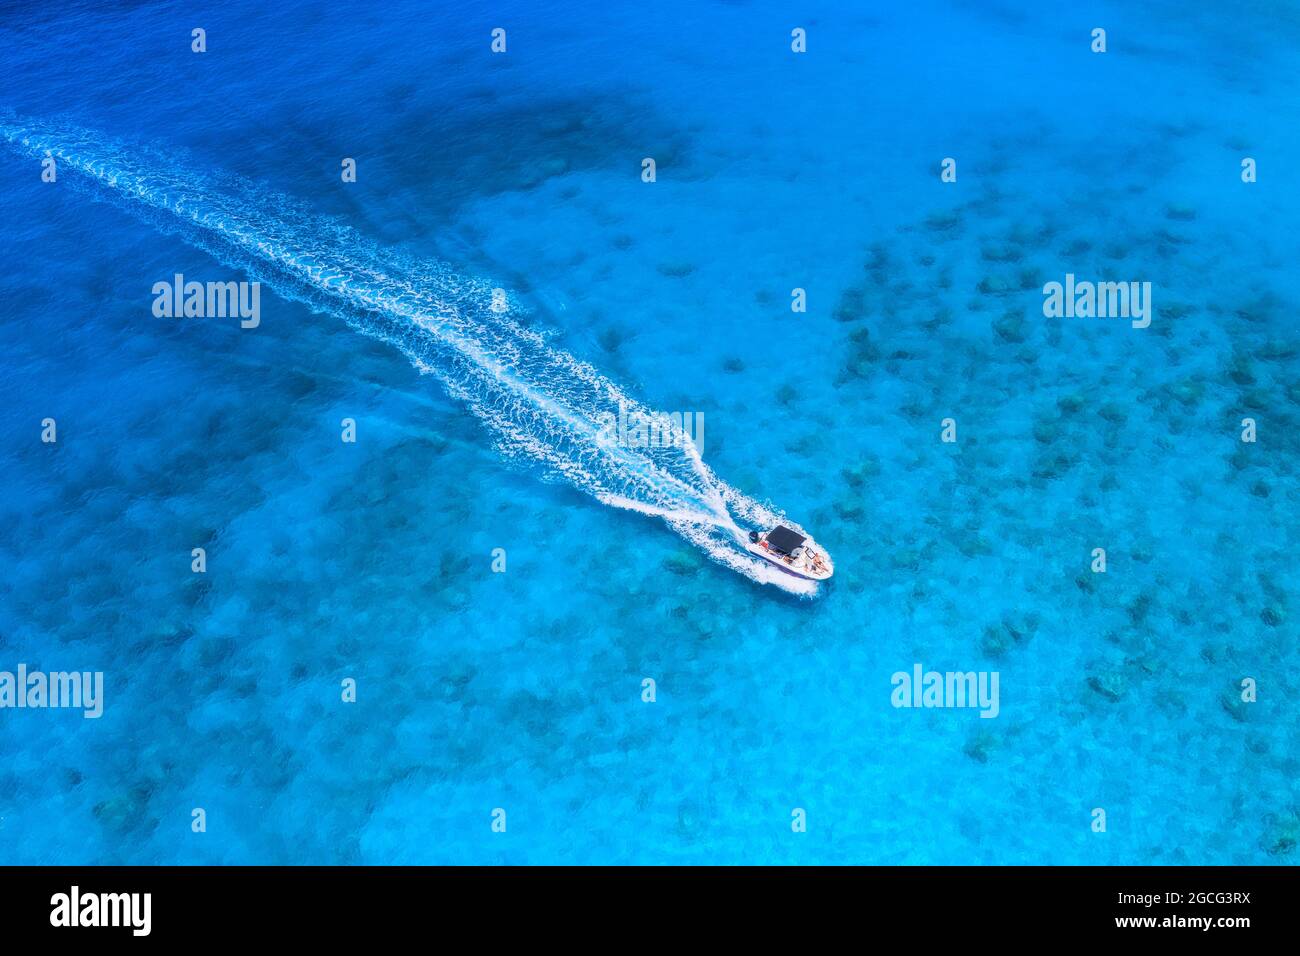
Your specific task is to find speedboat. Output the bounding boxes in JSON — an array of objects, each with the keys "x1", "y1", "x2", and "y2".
[{"x1": 745, "y1": 525, "x2": 833, "y2": 581}]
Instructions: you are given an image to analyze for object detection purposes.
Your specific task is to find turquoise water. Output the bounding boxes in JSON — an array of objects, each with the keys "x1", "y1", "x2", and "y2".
[{"x1": 0, "y1": 1, "x2": 1297, "y2": 864}]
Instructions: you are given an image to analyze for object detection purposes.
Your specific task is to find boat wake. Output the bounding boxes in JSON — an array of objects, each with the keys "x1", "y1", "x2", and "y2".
[{"x1": 1, "y1": 113, "x2": 826, "y2": 596}]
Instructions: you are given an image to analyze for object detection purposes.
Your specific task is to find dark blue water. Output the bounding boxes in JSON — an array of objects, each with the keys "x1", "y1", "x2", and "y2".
[{"x1": 0, "y1": 1, "x2": 1296, "y2": 863}]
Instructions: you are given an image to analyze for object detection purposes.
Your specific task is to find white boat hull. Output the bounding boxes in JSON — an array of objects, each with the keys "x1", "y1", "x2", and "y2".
[{"x1": 744, "y1": 536, "x2": 834, "y2": 581}]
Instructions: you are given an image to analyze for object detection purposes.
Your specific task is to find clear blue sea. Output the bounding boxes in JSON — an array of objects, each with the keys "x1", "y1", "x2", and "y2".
[{"x1": 0, "y1": 1, "x2": 1296, "y2": 864}]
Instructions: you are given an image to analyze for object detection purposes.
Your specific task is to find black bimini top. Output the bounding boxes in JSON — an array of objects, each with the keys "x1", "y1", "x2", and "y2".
[{"x1": 766, "y1": 526, "x2": 807, "y2": 555}]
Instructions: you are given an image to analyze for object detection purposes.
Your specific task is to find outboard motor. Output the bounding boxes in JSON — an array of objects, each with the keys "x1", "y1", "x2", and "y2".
[{"x1": 748, "y1": 531, "x2": 760, "y2": 543}]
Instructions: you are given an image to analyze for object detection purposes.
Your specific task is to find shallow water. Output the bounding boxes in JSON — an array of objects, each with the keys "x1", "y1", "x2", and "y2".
[{"x1": 0, "y1": 1, "x2": 1296, "y2": 864}]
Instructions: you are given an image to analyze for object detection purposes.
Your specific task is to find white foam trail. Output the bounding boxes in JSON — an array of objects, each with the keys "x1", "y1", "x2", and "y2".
[{"x1": 1, "y1": 114, "x2": 825, "y2": 596}]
